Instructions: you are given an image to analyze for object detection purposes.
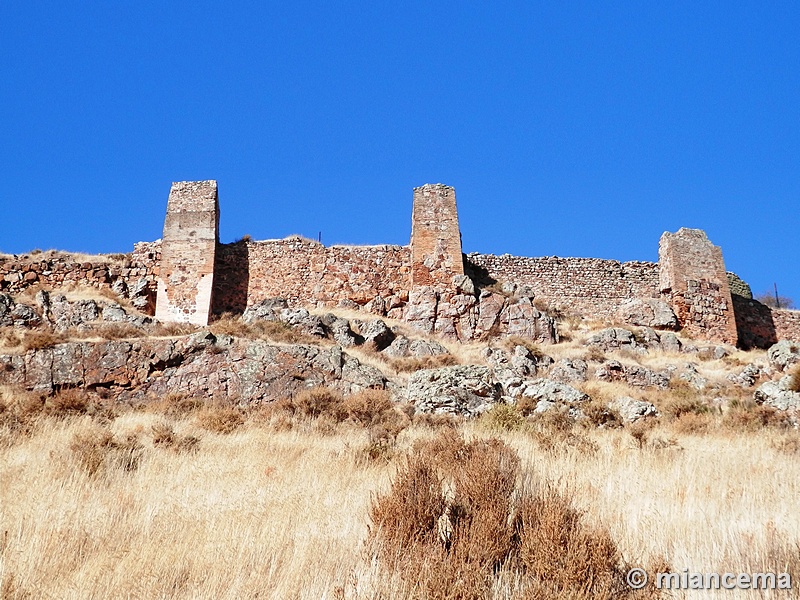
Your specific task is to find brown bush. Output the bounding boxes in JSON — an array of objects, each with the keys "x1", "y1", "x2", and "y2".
[
  {"x1": 96, "y1": 322, "x2": 144, "y2": 340},
  {"x1": 0, "y1": 327, "x2": 22, "y2": 350},
  {"x1": 209, "y1": 314, "x2": 316, "y2": 344},
  {"x1": 518, "y1": 487, "x2": 628, "y2": 599},
  {"x1": 46, "y1": 388, "x2": 89, "y2": 416},
  {"x1": 479, "y1": 403, "x2": 526, "y2": 432},
  {"x1": 723, "y1": 402, "x2": 788, "y2": 431},
  {"x1": 368, "y1": 431, "x2": 644, "y2": 599},
  {"x1": 151, "y1": 322, "x2": 199, "y2": 337},
  {"x1": 151, "y1": 422, "x2": 200, "y2": 452},
  {"x1": 502, "y1": 336, "x2": 543, "y2": 358},
  {"x1": 195, "y1": 405, "x2": 245, "y2": 434},
  {"x1": 20, "y1": 330, "x2": 65, "y2": 352},
  {"x1": 147, "y1": 392, "x2": 203, "y2": 417},
  {"x1": 388, "y1": 353, "x2": 458, "y2": 373},
  {"x1": 70, "y1": 427, "x2": 143, "y2": 476},
  {"x1": 671, "y1": 411, "x2": 712, "y2": 435},
  {"x1": 290, "y1": 386, "x2": 346, "y2": 420},
  {"x1": 790, "y1": 364, "x2": 800, "y2": 393}
]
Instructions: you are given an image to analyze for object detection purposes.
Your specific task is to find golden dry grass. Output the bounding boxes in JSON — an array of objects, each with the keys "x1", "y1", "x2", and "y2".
[{"x1": 0, "y1": 393, "x2": 798, "y2": 599}]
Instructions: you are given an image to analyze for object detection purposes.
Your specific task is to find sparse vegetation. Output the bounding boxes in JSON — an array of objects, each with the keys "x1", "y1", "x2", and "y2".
[{"x1": 755, "y1": 291, "x2": 796, "y2": 310}]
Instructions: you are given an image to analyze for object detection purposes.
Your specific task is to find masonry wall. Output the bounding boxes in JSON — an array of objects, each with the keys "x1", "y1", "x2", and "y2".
[
  {"x1": 733, "y1": 295, "x2": 800, "y2": 348},
  {"x1": 466, "y1": 253, "x2": 661, "y2": 319},
  {"x1": 212, "y1": 238, "x2": 411, "y2": 319},
  {"x1": 0, "y1": 246, "x2": 159, "y2": 312}
]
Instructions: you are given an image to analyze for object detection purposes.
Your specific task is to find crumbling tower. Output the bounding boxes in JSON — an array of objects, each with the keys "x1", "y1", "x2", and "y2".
[
  {"x1": 155, "y1": 180, "x2": 219, "y2": 325},
  {"x1": 658, "y1": 228, "x2": 738, "y2": 345},
  {"x1": 410, "y1": 183, "x2": 464, "y2": 287}
]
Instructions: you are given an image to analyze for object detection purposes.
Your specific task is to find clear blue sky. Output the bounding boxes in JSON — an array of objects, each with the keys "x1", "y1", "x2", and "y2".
[{"x1": 1, "y1": 2, "x2": 798, "y2": 302}]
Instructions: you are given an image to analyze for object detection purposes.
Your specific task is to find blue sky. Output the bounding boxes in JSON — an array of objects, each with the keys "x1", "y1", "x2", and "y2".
[{"x1": 1, "y1": 2, "x2": 798, "y2": 303}]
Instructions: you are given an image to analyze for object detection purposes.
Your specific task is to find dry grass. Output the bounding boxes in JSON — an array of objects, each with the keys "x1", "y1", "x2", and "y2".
[
  {"x1": 0, "y1": 400, "x2": 798, "y2": 598},
  {"x1": 387, "y1": 354, "x2": 459, "y2": 373},
  {"x1": 209, "y1": 313, "x2": 319, "y2": 344}
]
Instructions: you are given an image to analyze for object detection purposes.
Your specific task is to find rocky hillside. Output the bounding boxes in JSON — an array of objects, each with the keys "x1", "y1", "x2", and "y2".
[{"x1": 1, "y1": 289, "x2": 798, "y2": 425}]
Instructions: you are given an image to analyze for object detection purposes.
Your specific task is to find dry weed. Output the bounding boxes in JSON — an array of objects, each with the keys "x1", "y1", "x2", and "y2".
[
  {"x1": 70, "y1": 425, "x2": 143, "y2": 476},
  {"x1": 369, "y1": 431, "x2": 646, "y2": 599},
  {"x1": 388, "y1": 354, "x2": 458, "y2": 373},
  {"x1": 195, "y1": 405, "x2": 245, "y2": 434}
]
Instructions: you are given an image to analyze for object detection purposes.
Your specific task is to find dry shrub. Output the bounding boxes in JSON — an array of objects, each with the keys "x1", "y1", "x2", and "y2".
[
  {"x1": 412, "y1": 412, "x2": 461, "y2": 429},
  {"x1": 96, "y1": 322, "x2": 144, "y2": 340},
  {"x1": 661, "y1": 394, "x2": 709, "y2": 421},
  {"x1": 45, "y1": 388, "x2": 89, "y2": 416},
  {"x1": 670, "y1": 411, "x2": 712, "y2": 435},
  {"x1": 151, "y1": 322, "x2": 198, "y2": 337},
  {"x1": 368, "y1": 431, "x2": 644, "y2": 599},
  {"x1": 70, "y1": 426, "x2": 143, "y2": 476},
  {"x1": 628, "y1": 420, "x2": 655, "y2": 450},
  {"x1": 209, "y1": 314, "x2": 316, "y2": 344},
  {"x1": 0, "y1": 388, "x2": 46, "y2": 443},
  {"x1": 344, "y1": 389, "x2": 409, "y2": 443},
  {"x1": 518, "y1": 487, "x2": 629, "y2": 599},
  {"x1": 0, "y1": 327, "x2": 23, "y2": 350},
  {"x1": 723, "y1": 401, "x2": 788, "y2": 431},
  {"x1": 790, "y1": 363, "x2": 800, "y2": 393},
  {"x1": 479, "y1": 403, "x2": 526, "y2": 432},
  {"x1": 147, "y1": 392, "x2": 203, "y2": 417},
  {"x1": 527, "y1": 409, "x2": 598, "y2": 454},
  {"x1": 20, "y1": 330, "x2": 65, "y2": 352},
  {"x1": 388, "y1": 354, "x2": 458, "y2": 373},
  {"x1": 771, "y1": 432, "x2": 800, "y2": 456},
  {"x1": 291, "y1": 386, "x2": 346, "y2": 420},
  {"x1": 581, "y1": 400, "x2": 621, "y2": 429},
  {"x1": 515, "y1": 396, "x2": 538, "y2": 417},
  {"x1": 502, "y1": 336, "x2": 543, "y2": 358},
  {"x1": 584, "y1": 346, "x2": 607, "y2": 363},
  {"x1": 151, "y1": 422, "x2": 200, "y2": 453},
  {"x1": 195, "y1": 405, "x2": 245, "y2": 434}
]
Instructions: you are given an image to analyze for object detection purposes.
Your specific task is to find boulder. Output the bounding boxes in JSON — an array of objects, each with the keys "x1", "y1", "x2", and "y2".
[
  {"x1": 352, "y1": 318, "x2": 395, "y2": 351},
  {"x1": 618, "y1": 299, "x2": 679, "y2": 330},
  {"x1": 728, "y1": 363, "x2": 761, "y2": 388},
  {"x1": 767, "y1": 340, "x2": 800, "y2": 372},
  {"x1": 585, "y1": 328, "x2": 638, "y2": 352},
  {"x1": 407, "y1": 365, "x2": 500, "y2": 416},
  {"x1": 548, "y1": 358, "x2": 588, "y2": 384},
  {"x1": 609, "y1": 396, "x2": 659, "y2": 423},
  {"x1": 594, "y1": 360, "x2": 670, "y2": 389},
  {"x1": 754, "y1": 377, "x2": 800, "y2": 411}
]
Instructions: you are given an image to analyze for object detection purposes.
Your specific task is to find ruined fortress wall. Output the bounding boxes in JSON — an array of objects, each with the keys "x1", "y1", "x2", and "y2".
[
  {"x1": 155, "y1": 181, "x2": 218, "y2": 325},
  {"x1": 410, "y1": 184, "x2": 464, "y2": 288},
  {"x1": 658, "y1": 228, "x2": 739, "y2": 345},
  {"x1": 467, "y1": 253, "x2": 661, "y2": 319},
  {"x1": 212, "y1": 238, "x2": 411, "y2": 317},
  {"x1": 734, "y1": 294, "x2": 800, "y2": 348},
  {"x1": 0, "y1": 246, "x2": 159, "y2": 311}
]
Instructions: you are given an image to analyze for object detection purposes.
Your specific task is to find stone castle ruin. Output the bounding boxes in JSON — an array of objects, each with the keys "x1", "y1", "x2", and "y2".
[{"x1": 2, "y1": 180, "x2": 798, "y2": 348}]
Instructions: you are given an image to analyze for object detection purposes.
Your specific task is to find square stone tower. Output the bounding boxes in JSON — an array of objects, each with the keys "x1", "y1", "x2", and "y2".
[
  {"x1": 410, "y1": 183, "x2": 464, "y2": 288},
  {"x1": 155, "y1": 180, "x2": 219, "y2": 325},
  {"x1": 658, "y1": 228, "x2": 738, "y2": 345}
]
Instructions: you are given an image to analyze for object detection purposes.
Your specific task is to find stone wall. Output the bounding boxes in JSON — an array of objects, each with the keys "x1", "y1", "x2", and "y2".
[
  {"x1": 658, "y1": 228, "x2": 738, "y2": 345},
  {"x1": 0, "y1": 249, "x2": 158, "y2": 313},
  {"x1": 155, "y1": 181, "x2": 218, "y2": 325},
  {"x1": 466, "y1": 254, "x2": 661, "y2": 320},
  {"x1": 734, "y1": 295, "x2": 800, "y2": 348},
  {"x1": 212, "y1": 237, "x2": 411, "y2": 318},
  {"x1": 410, "y1": 184, "x2": 464, "y2": 287}
]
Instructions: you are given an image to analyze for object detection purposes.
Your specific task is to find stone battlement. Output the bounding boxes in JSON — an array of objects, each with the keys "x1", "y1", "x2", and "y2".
[{"x1": 2, "y1": 181, "x2": 797, "y2": 347}]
